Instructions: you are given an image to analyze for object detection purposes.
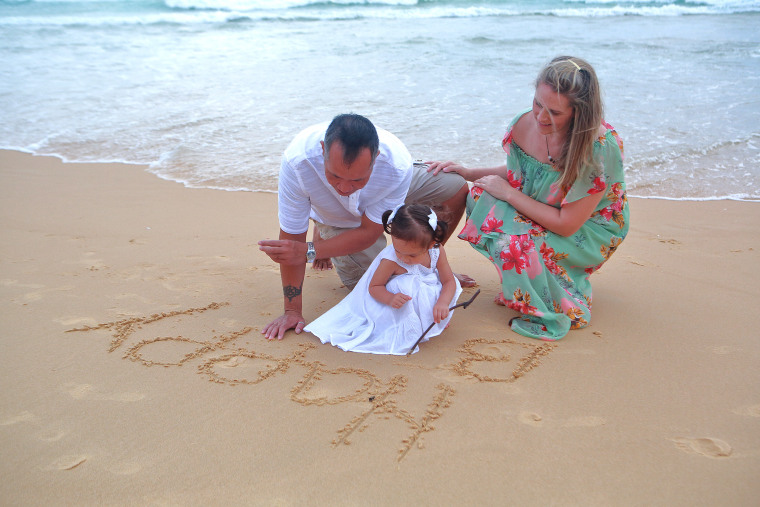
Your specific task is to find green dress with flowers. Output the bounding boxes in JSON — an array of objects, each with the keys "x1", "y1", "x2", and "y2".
[{"x1": 458, "y1": 110, "x2": 629, "y2": 340}]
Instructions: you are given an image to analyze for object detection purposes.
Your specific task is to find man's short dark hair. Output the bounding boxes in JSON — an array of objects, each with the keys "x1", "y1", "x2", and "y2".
[{"x1": 324, "y1": 113, "x2": 379, "y2": 166}]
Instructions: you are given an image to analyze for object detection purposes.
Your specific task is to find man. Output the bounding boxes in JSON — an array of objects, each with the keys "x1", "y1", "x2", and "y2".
[{"x1": 259, "y1": 113, "x2": 471, "y2": 340}]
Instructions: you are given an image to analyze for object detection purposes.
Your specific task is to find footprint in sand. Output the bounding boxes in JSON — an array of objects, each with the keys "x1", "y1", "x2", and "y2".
[
  {"x1": 37, "y1": 428, "x2": 67, "y2": 442},
  {"x1": 0, "y1": 411, "x2": 37, "y2": 426},
  {"x1": 249, "y1": 264, "x2": 281, "y2": 275},
  {"x1": 707, "y1": 345, "x2": 740, "y2": 355},
  {"x1": 20, "y1": 285, "x2": 75, "y2": 303},
  {"x1": 62, "y1": 383, "x2": 93, "y2": 399},
  {"x1": 518, "y1": 411, "x2": 544, "y2": 427},
  {"x1": 61, "y1": 383, "x2": 145, "y2": 402},
  {"x1": 1, "y1": 279, "x2": 45, "y2": 289},
  {"x1": 657, "y1": 237, "x2": 682, "y2": 246},
  {"x1": 732, "y1": 404, "x2": 760, "y2": 417},
  {"x1": 516, "y1": 412, "x2": 606, "y2": 428},
  {"x1": 46, "y1": 455, "x2": 88, "y2": 471},
  {"x1": 1, "y1": 411, "x2": 67, "y2": 442},
  {"x1": 672, "y1": 437, "x2": 732, "y2": 458},
  {"x1": 54, "y1": 316, "x2": 100, "y2": 328}
]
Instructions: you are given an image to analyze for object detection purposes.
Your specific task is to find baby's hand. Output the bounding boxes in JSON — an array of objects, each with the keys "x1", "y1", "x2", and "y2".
[
  {"x1": 433, "y1": 302, "x2": 450, "y2": 324},
  {"x1": 389, "y1": 293, "x2": 411, "y2": 309}
]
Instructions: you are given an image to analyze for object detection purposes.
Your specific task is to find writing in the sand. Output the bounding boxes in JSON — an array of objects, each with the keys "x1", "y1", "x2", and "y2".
[{"x1": 67, "y1": 302, "x2": 554, "y2": 462}]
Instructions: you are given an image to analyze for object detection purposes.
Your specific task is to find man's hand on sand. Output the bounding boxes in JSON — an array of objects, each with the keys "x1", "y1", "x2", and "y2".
[{"x1": 262, "y1": 311, "x2": 307, "y2": 340}]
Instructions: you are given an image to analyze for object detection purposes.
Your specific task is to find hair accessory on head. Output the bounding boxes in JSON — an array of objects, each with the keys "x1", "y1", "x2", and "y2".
[
  {"x1": 567, "y1": 59, "x2": 581, "y2": 70},
  {"x1": 387, "y1": 203, "x2": 404, "y2": 224},
  {"x1": 427, "y1": 208, "x2": 438, "y2": 231}
]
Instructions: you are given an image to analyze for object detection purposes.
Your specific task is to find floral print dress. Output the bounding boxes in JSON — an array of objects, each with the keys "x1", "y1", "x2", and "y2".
[{"x1": 458, "y1": 110, "x2": 629, "y2": 340}]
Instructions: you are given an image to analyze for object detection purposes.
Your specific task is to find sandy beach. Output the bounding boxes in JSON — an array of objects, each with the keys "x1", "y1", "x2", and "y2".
[{"x1": 1, "y1": 149, "x2": 759, "y2": 505}]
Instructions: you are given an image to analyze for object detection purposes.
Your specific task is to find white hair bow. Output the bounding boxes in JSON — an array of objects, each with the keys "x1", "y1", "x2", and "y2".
[{"x1": 388, "y1": 204, "x2": 438, "y2": 231}]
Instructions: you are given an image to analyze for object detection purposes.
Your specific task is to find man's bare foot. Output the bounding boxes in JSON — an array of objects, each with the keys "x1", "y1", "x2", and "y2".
[
  {"x1": 312, "y1": 258, "x2": 333, "y2": 271},
  {"x1": 455, "y1": 273, "x2": 477, "y2": 288}
]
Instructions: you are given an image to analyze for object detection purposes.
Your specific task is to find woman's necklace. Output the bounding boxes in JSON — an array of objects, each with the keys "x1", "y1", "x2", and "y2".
[{"x1": 545, "y1": 135, "x2": 555, "y2": 165}]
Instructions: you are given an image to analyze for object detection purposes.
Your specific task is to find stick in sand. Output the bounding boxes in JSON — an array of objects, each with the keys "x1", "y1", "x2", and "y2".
[{"x1": 406, "y1": 289, "x2": 481, "y2": 356}]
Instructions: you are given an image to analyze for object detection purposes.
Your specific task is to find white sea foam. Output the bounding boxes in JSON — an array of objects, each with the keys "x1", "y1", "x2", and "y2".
[{"x1": 2, "y1": 0, "x2": 759, "y2": 27}]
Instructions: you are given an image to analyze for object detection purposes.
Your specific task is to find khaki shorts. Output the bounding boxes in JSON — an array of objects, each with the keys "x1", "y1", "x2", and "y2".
[
  {"x1": 405, "y1": 163, "x2": 467, "y2": 206},
  {"x1": 315, "y1": 165, "x2": 466, "y2": 289}
]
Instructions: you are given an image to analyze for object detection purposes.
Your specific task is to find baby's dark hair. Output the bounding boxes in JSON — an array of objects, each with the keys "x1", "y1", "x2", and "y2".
[{"x1": 382, "y1": 203, "x2": 448, "y2": 247}]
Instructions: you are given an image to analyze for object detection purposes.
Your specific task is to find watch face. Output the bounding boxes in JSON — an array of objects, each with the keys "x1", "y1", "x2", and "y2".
[{"x1": 306, "y1": 242, "x2": 316, "y2": 262}]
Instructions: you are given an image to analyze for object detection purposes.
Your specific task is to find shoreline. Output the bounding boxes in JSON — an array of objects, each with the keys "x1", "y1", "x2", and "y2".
[
  {"x1": 4, "y1": 148, "x2": 758, "y2": 202},
  {"x1": 1, "y1": 149, "x2": 759, "y2": 505}
]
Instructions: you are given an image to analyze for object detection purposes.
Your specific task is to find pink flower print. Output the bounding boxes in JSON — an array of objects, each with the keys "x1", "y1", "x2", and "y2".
[
  {"x1": 458, "y1": 219, "x2": 482, "y2": 245},
  {"x1": 480, "y1": 206, "x2": 504, "y2": 234},
  {"x1": 610, "y1": 182, "x2": 624, "y2": 199},
  {"x1": 501, "y1": 128, "x2": 514, "y2": 155},
  {"x1": 588, "y1": 176, "x2": 606, "y2": 195},
  {"x1": 505, "y1": 288, "x2": 543, "y2": 317},
  {"x1": 602, "y1": 120, "x2": 625, "y2": 160},
  {"x1": 540, "y1": 242, "x2": 569, "y2": 278},
  {"x1": 597, "y1": 182, "x2": 626, "y2": 227},
  {"x1": 516, "y1": 235, "x2": 535, "y2": 255},
  {"x1": 560, "y1": 298, "x2": 577, "y2": 313},
  {"x1": 500, "y1": 234, "x2": 533, "y2": 274},
  {"x1": 500, "y1": 245, "x2": 526, "y2": 274},
  {"x1": 506, "y1": 299, "x2": 532, "y2": 315},
  {"x1": 561, "y1": 299, "x2": 588, "y2": 330},
  {"x1": 506, "y1": 169, "x2": 521, "y2": 189},
  {"x1": 540, "y1": 243, "x2": 561, "y2": 275},
  {"x1": 470, "y1": 186, "x2": 484, "y2": 201}
]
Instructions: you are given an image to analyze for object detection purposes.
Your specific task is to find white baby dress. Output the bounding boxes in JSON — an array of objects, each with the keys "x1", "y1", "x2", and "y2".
[{"x1": 305, "y1": 244, "x2": 463, "y2": 355}]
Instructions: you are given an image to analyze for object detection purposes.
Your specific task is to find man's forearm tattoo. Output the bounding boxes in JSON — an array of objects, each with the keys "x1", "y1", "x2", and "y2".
[{"x1": 283, "y1": 283, "x2": 303, "y2": 302}]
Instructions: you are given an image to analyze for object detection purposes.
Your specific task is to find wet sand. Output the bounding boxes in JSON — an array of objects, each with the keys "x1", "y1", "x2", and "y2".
[{"x1": 1, "y1": 149, "x2": 759, "y2": 505}]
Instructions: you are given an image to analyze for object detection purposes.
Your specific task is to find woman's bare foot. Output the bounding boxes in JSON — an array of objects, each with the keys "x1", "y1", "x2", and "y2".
[{"x1": 455, "y1": 273, "x2": 477, "y2": 288}]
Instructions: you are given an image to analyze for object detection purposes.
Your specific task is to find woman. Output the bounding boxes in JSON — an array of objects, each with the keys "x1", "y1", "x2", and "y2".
[{"x1": 428, "y1": 56, "x2": 629, "y2": 340}]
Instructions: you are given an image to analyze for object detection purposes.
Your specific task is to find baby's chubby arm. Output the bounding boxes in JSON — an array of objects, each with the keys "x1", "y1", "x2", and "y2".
[
  {"x1": 368, "y1": 259, "x2": 410, "y2": 309},
  {"x1": 432, "y1": 246, "x2": 457, "y2": 323}
]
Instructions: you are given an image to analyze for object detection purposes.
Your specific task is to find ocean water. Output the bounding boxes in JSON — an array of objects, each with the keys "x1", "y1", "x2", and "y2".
[{"x1": 1, "y1": 0, "x2": 759, "y2": 200}]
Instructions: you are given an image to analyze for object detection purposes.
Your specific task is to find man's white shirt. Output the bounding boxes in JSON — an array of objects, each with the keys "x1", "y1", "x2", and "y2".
[{"x1": 278, "y1": 122, "x2": 413, "y2": 235}]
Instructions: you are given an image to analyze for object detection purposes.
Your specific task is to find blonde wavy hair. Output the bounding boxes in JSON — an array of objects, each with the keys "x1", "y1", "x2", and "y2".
[{"x1": 536, "y1": 56, "x2": 603, "y2": 192}]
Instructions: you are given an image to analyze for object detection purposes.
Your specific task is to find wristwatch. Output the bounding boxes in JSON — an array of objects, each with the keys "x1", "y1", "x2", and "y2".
[{"x1": 306, "y1": 241, "x2": 316, "y2": 263}]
